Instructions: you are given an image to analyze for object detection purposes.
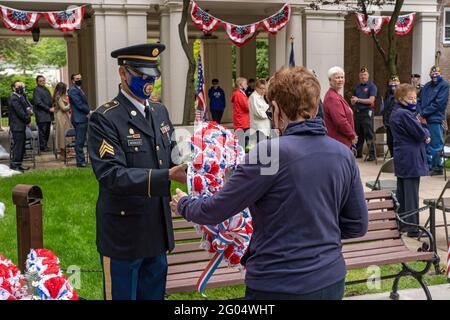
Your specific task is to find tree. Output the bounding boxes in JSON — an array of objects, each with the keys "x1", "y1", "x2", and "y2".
[
  {"x1": 179, "y1": 0, "x2": 197, "y2": 125},
  {"x1": 0, "y1": 38, "x2": 67, "y2": 74},
  {"x1": 310, "y1": 0, "x2": 403, "y2": 77}
]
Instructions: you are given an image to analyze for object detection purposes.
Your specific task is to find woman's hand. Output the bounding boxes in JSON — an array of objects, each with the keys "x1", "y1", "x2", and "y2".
[
  {"x1": 425, "y1": 137, "x2": 431, "y2": 144},
  {"x1": 170, "y1": 188, "x2": 188, "y2": 215}
]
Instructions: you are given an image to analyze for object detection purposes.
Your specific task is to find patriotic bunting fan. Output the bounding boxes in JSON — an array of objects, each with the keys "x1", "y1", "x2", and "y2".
[
  {"x1": 394, "y1": 13, "x2": 416, "y2": 36},
  {"x1": 190, "y1": 2, "x2": 220, "y2": 33},
  {"x1": 223, "y1": 22, "x2": 260, "y2": 47},
  {"x1": 0, "y1": 6, "x2": 41, "y2": 33},
  {"x1": 43, "y1": 6, "x2": 85, "y2": 32},
  {"x1": 261, "y1": 3, "x2": 291, "y2": 35},
  {"x1": 355, "y1": 13, "x2": 387, "y2": 35}
]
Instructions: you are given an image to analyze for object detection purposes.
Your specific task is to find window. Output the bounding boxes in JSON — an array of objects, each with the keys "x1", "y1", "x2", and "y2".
[{"x1": 444, "y1": 9, "x2": 450, "y2": 44}]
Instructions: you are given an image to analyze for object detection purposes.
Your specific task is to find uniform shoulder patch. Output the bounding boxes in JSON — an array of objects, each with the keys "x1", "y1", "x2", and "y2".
[
  {"x1": 99, "y1": 100, "x2": 120, "y2": 114},
  {"x1": 99, "y1": 139, "x2": 115, "y2": 158}
]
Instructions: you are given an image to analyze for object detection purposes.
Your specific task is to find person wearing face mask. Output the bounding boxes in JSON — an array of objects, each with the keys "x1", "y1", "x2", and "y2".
[
  {"x1": 171, "y1": 67, "x2": 368, "y2": 300},
  {"x1": 389, "y1": 84, "x2": 431, "y2": 237},
  {"x1": 416, "y1": 66, "x2": 449, "y2": 176},
  {"x1": 68, "y1": 73, "x2": 92, "y2": 167},
  {"x1": 382, "y1": 75, "x2": 400, "y2": 157},
  {"x1": 323, "y1": 66, "x2": 357, "y2": 149},
  {"x1": 32, "y1": 75, "x2": 54, "y2": 152},
  {"x1": 248, "y1": 79, "x2": 271, "y2": 144},
  {"x1": 87, "y1": 43, "x2": 187, "y2": 300},
  {"x1": 8, "y1": 81, "x2": 31, "y2": 172}
]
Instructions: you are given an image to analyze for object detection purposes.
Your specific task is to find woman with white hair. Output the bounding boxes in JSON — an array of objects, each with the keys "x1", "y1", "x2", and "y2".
[{"x1": 323, "y1": 66, "x2": 358, "y2": 149}]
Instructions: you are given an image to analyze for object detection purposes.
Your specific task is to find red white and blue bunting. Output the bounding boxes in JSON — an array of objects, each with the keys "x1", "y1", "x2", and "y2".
[
  {"x1": 0, "y1": 5, "x2": 85, "y2": 33},
  {"x1": 43, "y1": 6, "x2": 85, "y2": 32},
  {"x1": 0, "y1": 6, "x2": 41, "y2": 33},
  {"x1": 261, "y1": 3, "x2": 291, "y2": 35},
  {"x1": 191, "y1": 1, "x2": 291, "y2": 47},
  {"x1": 223, "y1": 22, "x2": 260, "y2": 47},
  {"x1": 355, "y1": 12, "x2": 416, "y2": 36}
]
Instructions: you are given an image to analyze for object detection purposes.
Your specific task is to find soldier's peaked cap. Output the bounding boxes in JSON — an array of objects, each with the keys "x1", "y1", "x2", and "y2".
[{"x1": 111, "y1": 43, "x2": 165, "y2": 78}]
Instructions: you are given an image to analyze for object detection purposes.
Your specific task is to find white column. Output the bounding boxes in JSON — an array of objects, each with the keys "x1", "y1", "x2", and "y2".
[
  {"x1": 160, "y1": 8, "x2": 171, "y2": 106},
  {"x1": 285, "y1": 5, "x2": 303, "y2": 67},
  {"x1": 304, "y1": 9, "x2": 345, "y2": 98},
  {"x1": 412, "y1": 12, "x2": 440, "y2": 84},
  {"x1": 92, "y1": 5, "x2": 149, "y2": 106},
  {"x1": 269, "y1": 27, "x2": 287, "y2": 75},
  {"x1": 168, "y1": 2, "x2": 189, "y2": 125}
]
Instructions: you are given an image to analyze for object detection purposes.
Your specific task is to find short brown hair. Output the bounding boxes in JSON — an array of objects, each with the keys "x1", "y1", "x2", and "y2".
[
  {"x1": 267, "y1": 67, "x2": 321, "y2": 120},
  {"x1": 255, "y1": 79, "x2": 266, "y2": 89},
  {"x1": 394, "y1": 83, "x2": 416, "y2": 101}
]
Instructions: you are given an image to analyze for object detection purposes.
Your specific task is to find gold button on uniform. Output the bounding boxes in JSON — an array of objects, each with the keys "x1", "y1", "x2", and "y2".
[
  {"x1": 134, "y1": 147, "x2": 139, "y2": 151},
  {"x1": 129, "y1": 128, "x2": 135, "y2": 134},
  {"x1": 131, "y1": 110, "x2": 137, "y2": 116},
  {"x1": 159, "y1": 160, "x2": 163, "y2": 166},
  {"x1": 156, "y1": 145, "x2": 160, "y2": 151},
  {"x1": 120, "y1": 211, "x2": 125, "y2": 216}
]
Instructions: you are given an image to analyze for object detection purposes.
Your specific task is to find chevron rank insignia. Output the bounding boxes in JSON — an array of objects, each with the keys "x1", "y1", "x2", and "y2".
[{"x1": 99, "y1": 139, "x2": 115, "y2": 158}]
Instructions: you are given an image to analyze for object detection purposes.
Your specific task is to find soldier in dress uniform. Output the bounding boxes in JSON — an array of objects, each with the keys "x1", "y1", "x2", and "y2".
[{"x1": 88, "y1": 43, "x2": 187, "y2": 300}]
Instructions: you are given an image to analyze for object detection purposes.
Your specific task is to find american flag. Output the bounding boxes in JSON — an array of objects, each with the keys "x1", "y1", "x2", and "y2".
[{"x1": 195, "y1": 52, "x2": 207, "y2": 122}]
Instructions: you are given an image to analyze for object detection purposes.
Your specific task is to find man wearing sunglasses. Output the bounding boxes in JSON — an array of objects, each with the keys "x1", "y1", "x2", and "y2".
[{"x1": 88, "y1": 43, "x2": 187, "y2": 300}]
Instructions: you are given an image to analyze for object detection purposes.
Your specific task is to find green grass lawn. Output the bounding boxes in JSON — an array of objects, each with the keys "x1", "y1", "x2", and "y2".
[{"x1": 0, "y1": 168, "x2": 447, "y2": 300}]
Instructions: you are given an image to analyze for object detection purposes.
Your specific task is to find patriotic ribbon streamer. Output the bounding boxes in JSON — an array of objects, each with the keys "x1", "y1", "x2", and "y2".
[
  {"x1": 190, "y1": 1, "x2": 220, "y2": 33},
  {"x1": 43, "y1": 5, "x2": 85, "y2": 32},
  {"x1": 261, "y1": 3, "x2": 291, "y2": 35},
  {"x1": 187, "y1": 122, "x2": 252, "y2": 294},
  {"x1": 355, "y1": 12, "x2": 416, "y2": 36},
  {"x1": 223, "y1": 22, "x2": 260, "y2": 47},
  {"x1": 394, "y1": 13, "x2": 416, "y2": 36},
  {"x1": 0, "y1": 6, "x2": 41, "y2": 33}
]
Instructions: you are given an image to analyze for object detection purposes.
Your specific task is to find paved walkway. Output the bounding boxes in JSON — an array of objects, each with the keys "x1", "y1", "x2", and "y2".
[{"x1": 345, "y1": 283, "x2": 450, "y2": 300}]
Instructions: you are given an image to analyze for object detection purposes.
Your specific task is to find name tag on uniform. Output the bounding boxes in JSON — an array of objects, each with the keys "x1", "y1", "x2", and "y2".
[{"x1": 127, "y1": 134, "x2": 143, "y2": 147}]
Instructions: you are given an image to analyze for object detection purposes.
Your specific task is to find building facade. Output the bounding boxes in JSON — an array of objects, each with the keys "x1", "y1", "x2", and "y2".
[{"x1": 0, "y1": 0, "x2": 440, "y2": 125}]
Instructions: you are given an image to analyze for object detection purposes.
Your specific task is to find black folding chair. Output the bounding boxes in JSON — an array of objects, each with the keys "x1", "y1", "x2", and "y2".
[
  {"x1": 440, "y1": 135, "x2": 450, "y2": 181},
  {"x1": 365, "y1": 158, "x2": 397, "y2": 192}
]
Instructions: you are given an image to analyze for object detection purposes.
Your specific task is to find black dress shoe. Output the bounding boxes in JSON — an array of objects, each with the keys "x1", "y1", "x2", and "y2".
[
  {"x1": 18, "y1": 166, "x2": 30, "y2": 171},
  {"x1": 40, "y1": 147, "x2": 51, "y2": 152},
  {"x1": 367, "y1": 156, "x2": 376, "y2": 162},
  {"x1": 76, "y1": 163, "x2": 87, "y2": 168}
]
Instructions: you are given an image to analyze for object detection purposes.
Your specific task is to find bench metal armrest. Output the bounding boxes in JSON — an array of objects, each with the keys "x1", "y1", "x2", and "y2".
[{"x1": 395, "y1": 213, "x2": 436, "y2": 253}]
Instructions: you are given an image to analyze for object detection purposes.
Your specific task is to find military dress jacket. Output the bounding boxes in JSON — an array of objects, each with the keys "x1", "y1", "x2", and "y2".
[{"x1": 88, "y1": 91, "x2": 176, "y2": 260}]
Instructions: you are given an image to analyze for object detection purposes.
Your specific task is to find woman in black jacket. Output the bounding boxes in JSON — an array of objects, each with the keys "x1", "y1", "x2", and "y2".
[{"x1": 382, "y1": 75, "x2": 399, "y2": 157}]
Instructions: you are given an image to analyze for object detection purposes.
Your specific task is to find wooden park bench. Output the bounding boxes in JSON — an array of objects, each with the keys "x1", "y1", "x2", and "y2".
[{"x1": 167, "y1": 190, "x2": 438, "y2": 299}]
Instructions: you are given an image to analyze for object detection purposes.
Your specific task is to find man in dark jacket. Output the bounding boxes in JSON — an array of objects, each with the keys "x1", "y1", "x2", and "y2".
[
  {"x1": 88, "y1": 43, "x2": 187, "y2": 300},
  {"x1": 32, "y1": 75, "x2": 54, "y2": 152},
  {"x1": 68, "y1": 73, "x2": 91, "y2": 167},
  {"x1": 382, "y1": 75, "x2": 399, "y2": 157},
  {"x1": 9, "y1": 81, "x2": 31, "y2": 172},
  {"x1": 417, "y1": 66, "x2": 449, "y2": 176},
  {"x1": 208, "y1": 79, "x2": 226, "y2": 123}
]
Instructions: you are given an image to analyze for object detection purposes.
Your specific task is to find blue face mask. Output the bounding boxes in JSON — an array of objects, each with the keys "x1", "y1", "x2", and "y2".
[
  {"x1": 404, "y1": 103, "x2": 416, "y2": 111},
  {"x1": 431, "y1": 75, "x2": 442, "y2": 82},
  {"x1": 126, "y1": 69, "x2": 155, "y2": 100}
]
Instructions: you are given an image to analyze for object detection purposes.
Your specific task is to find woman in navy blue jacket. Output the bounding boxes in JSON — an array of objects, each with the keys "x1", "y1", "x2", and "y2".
[
  {"x1": 389, "y1": 84, "x2": 431, "y2": 237},
  {"x1": 171, "y1": 67, "x2": 368, "y2": 300}
]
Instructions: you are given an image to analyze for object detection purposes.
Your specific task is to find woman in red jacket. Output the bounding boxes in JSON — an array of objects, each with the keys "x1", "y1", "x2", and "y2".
[
  {"x1": 231, "y1": 77, "x2": 250, "y2": 149},
  {"x1": 323, "y1": 66, "x2": 358, "y2": 149}
]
